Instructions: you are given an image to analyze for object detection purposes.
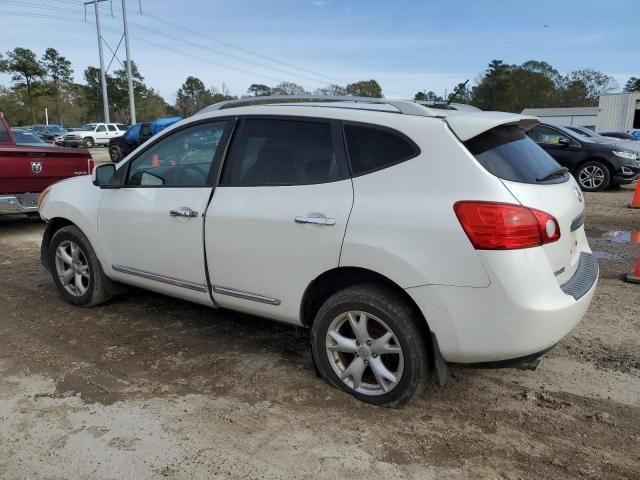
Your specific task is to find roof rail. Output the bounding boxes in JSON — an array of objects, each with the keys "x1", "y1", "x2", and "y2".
[{"x1": 197, "y1": 95, "x2": 437, "y2": 117}]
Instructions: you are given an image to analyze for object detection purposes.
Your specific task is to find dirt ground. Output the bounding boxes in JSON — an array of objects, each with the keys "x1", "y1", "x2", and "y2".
[{"x1": 1, "y1": 183, "x2": 639, "y2": 480}]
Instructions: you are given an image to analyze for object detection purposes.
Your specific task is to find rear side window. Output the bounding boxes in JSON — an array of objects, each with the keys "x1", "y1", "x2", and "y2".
[
  {"x1": 344, "y1": 124, "x2": 419, "y2": 175},
  {"x1": 107, "y1": 125, "x2": 118, "y2": 132},
  {"x1": 465, "y1": 125, "x2": 569, "y2": 184},
  {"x1": 221, "y1": 118, "x2": 348, "y2": 186}
]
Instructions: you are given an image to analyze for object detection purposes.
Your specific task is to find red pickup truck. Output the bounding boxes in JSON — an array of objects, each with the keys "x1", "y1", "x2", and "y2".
[{"x1": 0, "y1": 112, "x2": 94, "y2": 215}]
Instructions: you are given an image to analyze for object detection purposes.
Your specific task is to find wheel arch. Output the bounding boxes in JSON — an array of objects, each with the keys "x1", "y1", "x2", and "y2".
[
  {"x1": 40, "y1": 217, "x2": 75, "y2": 271},
  {"x1": 574, "y1": 156, "x2": 616, "y2": 179}
]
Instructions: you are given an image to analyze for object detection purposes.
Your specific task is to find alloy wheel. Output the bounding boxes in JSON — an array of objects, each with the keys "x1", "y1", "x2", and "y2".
[
  {"x1": 578, "y1": 165, "x2": 605, "y2": 190},
  {"x1": 54, "y1": 240, "x2": 90, "y2": 297},
  {"x1": 325, "y1": 310, "x2": 404, "y2": 396}
]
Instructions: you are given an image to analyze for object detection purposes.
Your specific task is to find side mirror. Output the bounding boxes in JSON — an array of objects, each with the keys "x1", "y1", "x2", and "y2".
[
  {"x1": 558, "y1": 138, "x2": 572, "y2": 147},
  {"x1": 92, "y1": 163, "x2": 119, "y2": 188}
]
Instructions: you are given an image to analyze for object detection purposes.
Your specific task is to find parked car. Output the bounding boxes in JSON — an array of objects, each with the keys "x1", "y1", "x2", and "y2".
[
  {"x1": 108, "y1": 117, "x2": 182, "y2": 162},
  {"x1": 0, "y1": 113, "x2": 94, "y2": 215},
  {"x1": 528, "y1": 123, "x2": 640, "y2": 191},
  {"x1": 600, "y1": 131, "x2": 639, "y2": 141},
  {"x1": 564, "y1": 125, "x2": 640, "y2": 154},
  {"x1": 31, "y1": 124, "x2": 66, "y2": 143},
  {"x1": 39, "y1": 97, "x2": 598, "y2": 406},
  {"x1": 64, "y1": 122, "x2": 127, "y2": 148}
]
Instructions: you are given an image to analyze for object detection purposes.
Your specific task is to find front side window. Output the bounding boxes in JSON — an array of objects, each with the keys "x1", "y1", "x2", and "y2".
[
  {"x1": 529, "y1": 126, "x2": 571, "y2": 145},
  {"x1": 126, "y1": 121, "x2": 227, "y2": 187},
  {"x1": 344, "y1": 124, "x2": 419, "y2": 175},
  {"x1": 220, "y1": 118, "x2": 347, "y2": 186}
]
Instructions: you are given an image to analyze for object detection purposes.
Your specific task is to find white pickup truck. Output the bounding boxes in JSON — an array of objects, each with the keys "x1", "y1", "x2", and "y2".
[{"x1": 64, "y1": 122, "x2": 127, "y2": 148}]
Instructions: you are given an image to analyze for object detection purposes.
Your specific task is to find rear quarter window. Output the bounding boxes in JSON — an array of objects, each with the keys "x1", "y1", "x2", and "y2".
[
  {"x1": 464, "y1": 125, "x2": 569, "y2": 184},
  {"x1": 344, "y1": 124, "x2": 419, "y2": 175}
]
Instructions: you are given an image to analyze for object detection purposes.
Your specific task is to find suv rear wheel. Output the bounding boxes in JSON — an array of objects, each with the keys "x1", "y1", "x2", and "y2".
[
  {"x1": 575, "y1": 160, "x2": 610, "y2": 192},
  {"x1": 49, "y1": 225, "x2": 111, "y2": 307},
  {"x1": 311, "y1": 284, "x2": 429, "y2": 407}
]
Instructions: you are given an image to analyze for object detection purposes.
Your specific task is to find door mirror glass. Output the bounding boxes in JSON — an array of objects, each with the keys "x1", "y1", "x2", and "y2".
[{"x1": 93, "y1": 163, "x2": 118, "y2": 188}]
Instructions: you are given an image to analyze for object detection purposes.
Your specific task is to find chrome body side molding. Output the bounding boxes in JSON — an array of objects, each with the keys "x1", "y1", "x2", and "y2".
[
  {"x1": 212, "y1": 286, "x2": 281, "y2": 306},
  {"x1": 112, "y1": 265, "x2": 208, "y2": 293}
]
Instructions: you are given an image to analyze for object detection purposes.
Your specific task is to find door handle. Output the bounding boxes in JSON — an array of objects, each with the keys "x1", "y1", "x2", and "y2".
[
  {"x1": 295, "y1": 216, "x2": 336, "y2": 226},
  {"x1": 170, "y1": 207, "x2": 198, "y2": 218}
]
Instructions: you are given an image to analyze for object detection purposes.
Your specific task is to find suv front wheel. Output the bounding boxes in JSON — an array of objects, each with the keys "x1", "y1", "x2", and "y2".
[
  {"x1": 575, "y1": 160, "x2": 610, "y2": 192},
  {"x1": 311, "y1": 284, "x2": 430, "y2": 407}
]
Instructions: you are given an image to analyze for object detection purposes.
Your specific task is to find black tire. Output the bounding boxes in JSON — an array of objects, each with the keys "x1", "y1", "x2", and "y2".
[
  {"x1": 49, "y1": 225, "x2": 111, "y2": 307},
  {"x1": 109, "y1": 145, "x2": 122, "y2": 162},
  {"x1": 575, "y1": 161, "x2": 611, "y2": 192},
  {"x1": 83, "y1": 137, "x2": 94, "y2": 148},
  {"x1": 311, "y1": 284, "x2": 430, "y2": 407}
]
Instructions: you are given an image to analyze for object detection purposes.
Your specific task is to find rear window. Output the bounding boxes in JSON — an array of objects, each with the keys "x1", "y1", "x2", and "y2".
[
  {"x1": 344, "y1": 124, "x2": 419, "y2": 175},
  {"x1": 464, "y1": 125, "x2": 569, "y2": 184}
]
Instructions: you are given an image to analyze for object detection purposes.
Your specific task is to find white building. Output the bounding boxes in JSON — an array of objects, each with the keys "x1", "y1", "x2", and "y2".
[
  {"x1": 520, "y1": 107, "x2": 598, "y2": 129},
  {"x1": 521, "y1": 92, "x2": 640, "y2": 133}
]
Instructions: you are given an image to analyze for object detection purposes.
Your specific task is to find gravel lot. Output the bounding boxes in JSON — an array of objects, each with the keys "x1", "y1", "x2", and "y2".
[{"x1": 0, "y1": 182, "x2": 639, "y2": 479}]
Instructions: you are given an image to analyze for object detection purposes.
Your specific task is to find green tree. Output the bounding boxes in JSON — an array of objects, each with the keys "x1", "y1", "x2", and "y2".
[
  {"x1": 271, "y1": 81, "x2": 306, "y2": 96},
  {"x1": 247, "y1": 84, "x2": 272, "y2": 96},
  {"x1": 624, "y1": 77, "x2": 640, "y2": 93},
  {"x1": 175, "y1": 76, "x2": 211, "y2": 116},
  {"x1": 40, "y1": 48, "x2": 73, "y2": 123},
  {"x1": 414, "y1": 91, "x2": 443, "y2": 102},
  {"x1": 5, "y1": 47, "x2": 46, "y2": 122},
  {"x1": 557, "y1": 69, "x2": 616, "y2": 107},
  {"x1": 471, "y1": 60, "x2": 515, "y2": 111},
  {"x1": 345, "y1": 79, "x2": 382, "y2": 97}
]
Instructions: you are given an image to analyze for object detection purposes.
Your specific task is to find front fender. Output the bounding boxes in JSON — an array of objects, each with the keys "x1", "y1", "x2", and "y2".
[{"x1": 39, "y1": 176, "x2": 105, "y2": 262}]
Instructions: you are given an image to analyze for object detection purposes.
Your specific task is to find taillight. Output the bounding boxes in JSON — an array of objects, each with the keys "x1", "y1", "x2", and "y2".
[
  {"x1": 454, "y1": 201, "x2": 560, "y2": 250},
  {"x1": 88, "y1": 158, "x2": 95, "y2": 174}
]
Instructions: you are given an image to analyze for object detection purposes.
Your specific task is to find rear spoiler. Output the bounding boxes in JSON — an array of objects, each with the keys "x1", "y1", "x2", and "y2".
[{"x1": 444, "y1": 111, "x2": 539, "y2": 142}]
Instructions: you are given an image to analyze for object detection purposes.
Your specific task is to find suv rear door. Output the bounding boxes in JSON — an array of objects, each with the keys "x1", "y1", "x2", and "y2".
[{"x1": 205, "y1": 116, "x2": 353, "y2": 323}]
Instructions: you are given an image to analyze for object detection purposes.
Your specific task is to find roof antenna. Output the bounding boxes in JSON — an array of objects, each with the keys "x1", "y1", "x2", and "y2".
[{"x1": 447, "y1": 79, "x2": 469, "y2": 105}]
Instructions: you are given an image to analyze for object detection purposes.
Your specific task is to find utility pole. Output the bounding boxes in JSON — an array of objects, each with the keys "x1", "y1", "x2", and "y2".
[
  {"x1": 86, "y1": 0, "x2": 110, "y2": 123},
  {"x1": 122, "y1": 0, "x2": 136, "y2": 124}
]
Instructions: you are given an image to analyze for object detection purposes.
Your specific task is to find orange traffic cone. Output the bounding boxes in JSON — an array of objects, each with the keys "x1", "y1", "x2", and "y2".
[
  {"x1": 629, "y1": 180, "x2": 640, "y2": 209},
  {"x1": 631, "y1": 231, "x2": 640, "y2": 245},
  {"x1": 627, "y1": 255, "x2": 640, "y2": 284}
]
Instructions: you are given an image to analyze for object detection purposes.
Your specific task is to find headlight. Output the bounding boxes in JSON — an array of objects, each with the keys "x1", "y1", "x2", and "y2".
[
  {"x1": 37, "y1": 186, "x2": 51, "y2": 208},
  {"x1": 612, "y1": 150, "x2": 636, "y2": 160}
]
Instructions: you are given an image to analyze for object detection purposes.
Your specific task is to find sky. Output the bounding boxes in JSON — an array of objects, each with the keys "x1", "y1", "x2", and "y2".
[{"x1": 1, "y1": 0, "x2": 639, "y2": 103}]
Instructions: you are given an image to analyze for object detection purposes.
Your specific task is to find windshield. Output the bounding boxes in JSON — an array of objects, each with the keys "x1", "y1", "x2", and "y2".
[
  {"x1": 565, "y1": 126, "x2": 614, "y2": 144},
  {"x1": 81, "y1": 124, "x2": 97, "y2": 131}
]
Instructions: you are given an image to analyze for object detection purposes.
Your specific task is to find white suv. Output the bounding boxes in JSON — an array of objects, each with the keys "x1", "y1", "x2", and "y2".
[
  {"x1": 38, "y1": 97, "x2": 598, "y2": 406},
  {"x1": 64, "y1": 122, "x2": 127, "y2": 148}
]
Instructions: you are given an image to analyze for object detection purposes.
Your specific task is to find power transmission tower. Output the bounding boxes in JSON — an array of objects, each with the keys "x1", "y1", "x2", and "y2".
[
  {"x1": 122, "y1": 0, "x2": 136, "y2": 124},
  {"x1": 85, "y1": 0, "x2": 110, "y2": 123}
]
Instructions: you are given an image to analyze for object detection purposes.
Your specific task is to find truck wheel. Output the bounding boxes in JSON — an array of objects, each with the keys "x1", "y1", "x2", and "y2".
[
  {"x1": 109, "y1": 145, "x2": 122, "y2": 162},
  {"x1": 575, "y1": 161, "x2": 610, "y2": 192},
  {"x1": 49, "y1": 225, "x2": 111, "y2": 307},
  {"x1": 83, "y1": 137, "x2": 95, "y2": 148},
  {"x1": 311, "y1": 284, "x2": 430, "y2": 407}
]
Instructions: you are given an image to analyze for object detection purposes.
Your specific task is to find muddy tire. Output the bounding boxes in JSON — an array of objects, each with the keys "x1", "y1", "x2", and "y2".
[
  {"x1": 49, "y1": 225, "x2": 111, "y2": 307},
  {"x1": 109, "y1": 145, "x2": 122, "y2": 162},
  {"x1": 311, "y1": 284, "x2": 430, "y2": 407}
]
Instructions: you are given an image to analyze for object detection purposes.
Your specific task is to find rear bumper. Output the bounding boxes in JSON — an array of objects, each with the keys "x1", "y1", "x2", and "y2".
[
  {"x1": 0, "y1": 193, "x2": 39, "y2": 215},
  {"x1": 407, "y1": 249, "x2": 598, "y2": 364}
]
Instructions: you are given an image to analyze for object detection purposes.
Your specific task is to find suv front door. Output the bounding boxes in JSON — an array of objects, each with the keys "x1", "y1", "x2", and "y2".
[
  {"x1": 98, "y1": 119, "x2": 233, "y2": 304},
  {"x1": 528, "y1": 125, "x2": 581, "y2": 170},
  {"x1": 205, "y1": 116, "x2": 353, "y2": 323}
]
